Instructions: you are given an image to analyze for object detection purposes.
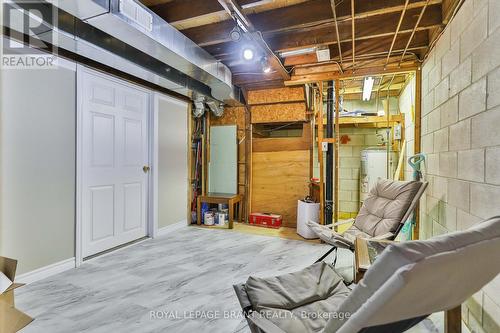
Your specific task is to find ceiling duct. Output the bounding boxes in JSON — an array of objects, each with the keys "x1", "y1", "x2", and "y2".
[
  {"x1": 3, "y1": 0, "x2": 241, "y2": 107},
  {"x1": 192, "y1": 94, "x2": 206, "y2": 118},
  {"x1": 206, "y1": 100, "x2": 224, "y2": 117}
]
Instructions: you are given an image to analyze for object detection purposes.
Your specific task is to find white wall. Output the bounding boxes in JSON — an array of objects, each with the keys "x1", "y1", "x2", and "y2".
[
  {"x1": 420, "y1": 0, "x2": 500, "y2": 331},
  {"x1": 0, "y1": 50, "x2": 191, "y2": 275},
  {"x1": 0, "y1": 58, "x2": 77, "y2": 274},
  {"x1": 157, "y1": 94, "x2": 188, "y2": 228}
]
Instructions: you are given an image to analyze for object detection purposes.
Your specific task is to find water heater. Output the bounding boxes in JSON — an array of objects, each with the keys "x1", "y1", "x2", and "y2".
[{"x1": 360, "y1": 148, "x2": 398, "y2": 204}]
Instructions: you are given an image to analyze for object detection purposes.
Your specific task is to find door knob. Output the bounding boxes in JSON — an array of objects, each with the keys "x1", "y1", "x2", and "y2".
[{"x1": 143, "y1": 165, "x2": 151, "y2": 173}]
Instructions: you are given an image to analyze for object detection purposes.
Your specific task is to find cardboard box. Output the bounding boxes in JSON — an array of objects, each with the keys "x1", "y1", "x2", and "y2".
[{"x1": 0, "y1": 257, "x2": 33, "y2": 333}]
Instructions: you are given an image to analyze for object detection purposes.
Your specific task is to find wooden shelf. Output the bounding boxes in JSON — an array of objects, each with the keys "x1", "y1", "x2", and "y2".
[{"x1": 316, "y1": 115, "x2": 403, "y2": 127}]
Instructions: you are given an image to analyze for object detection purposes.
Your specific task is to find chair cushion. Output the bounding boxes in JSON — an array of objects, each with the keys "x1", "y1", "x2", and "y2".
[
  {"x1": 245, "y1": 262, "x2": 350, "y2": 333},
  {"x1": 354, "y1": 179, "x2": 422, "y2": 237},
  {"x1": 342, "y1": 225, "x2": 371, "y2": 244}
]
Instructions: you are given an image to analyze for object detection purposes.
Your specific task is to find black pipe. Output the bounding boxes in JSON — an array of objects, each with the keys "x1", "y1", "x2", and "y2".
[{"x1": 325, "y1": 81, "x2": 335, "y2": 225}]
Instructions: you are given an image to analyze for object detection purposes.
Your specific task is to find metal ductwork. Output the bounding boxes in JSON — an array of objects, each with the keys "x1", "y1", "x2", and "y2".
[
  {"x1": 2, "y1": 0, "x2": 242, "y2": 109},
  {"x1": 206, "y1": 99, "x2": 224, "y2": 117},
  {"x1": 191, "y1": 93, "x2": 224, "y2": 118}
]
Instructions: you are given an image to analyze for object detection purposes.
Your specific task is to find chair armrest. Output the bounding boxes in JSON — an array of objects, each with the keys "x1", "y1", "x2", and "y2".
[
  {"x1": 247, "y1": 312, "x2": 287, "y2": 333},
  {"x1": 371, "y1": 232, "x2": 395, "y2": 240},
  {"x1": 324, "y1": 218, "x2": 355, "y2": 227}
]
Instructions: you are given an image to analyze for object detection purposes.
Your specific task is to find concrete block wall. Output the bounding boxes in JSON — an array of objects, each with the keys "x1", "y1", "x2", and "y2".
[
  {"x1": 339, "y1": 127, "x2": 388, "y2": 216},
  {"x1": 313, "y1": 127, "x2": 387, "y2": 218},
  {"x1": 420, "y1": 0, "x2": 500, "y2": 331}
]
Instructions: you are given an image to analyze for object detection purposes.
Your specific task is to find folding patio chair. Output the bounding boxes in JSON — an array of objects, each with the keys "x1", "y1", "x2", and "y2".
[
  {"x1": 234, "y1": 216, "x2": 500, "y2": 333},
  {"x1": 307, "y1": 178, "x2": 428, "y2": 263}
]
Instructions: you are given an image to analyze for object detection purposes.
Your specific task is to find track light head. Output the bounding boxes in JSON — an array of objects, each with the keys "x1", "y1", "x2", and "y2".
[{"x1": 242, "y1": 47, "x2": 254, "y2": 61}]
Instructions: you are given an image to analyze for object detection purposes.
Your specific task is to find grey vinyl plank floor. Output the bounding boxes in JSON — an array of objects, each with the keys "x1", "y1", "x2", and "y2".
[{"x1": 15, "y1": 226, "x2": 465, "y2": 333}]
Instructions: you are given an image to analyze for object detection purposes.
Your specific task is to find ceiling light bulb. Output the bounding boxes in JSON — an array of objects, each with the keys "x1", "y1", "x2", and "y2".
[{"x1": 242, "y1": 48, "x2": 254, "y2": 61}]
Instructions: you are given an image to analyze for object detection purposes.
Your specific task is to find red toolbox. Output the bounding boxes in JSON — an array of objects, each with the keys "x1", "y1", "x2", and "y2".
[{"x1": 249, "y1": 213, "x2": 282, "y2": 229}]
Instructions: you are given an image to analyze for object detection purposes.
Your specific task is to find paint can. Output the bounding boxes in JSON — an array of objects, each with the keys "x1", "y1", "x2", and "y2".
[
  {"x1": 204, "y1": 212, "x2": 215, "y2": 226},
  {"x1": 217, "y1": 212, "x2": 227, "y2": 226}
]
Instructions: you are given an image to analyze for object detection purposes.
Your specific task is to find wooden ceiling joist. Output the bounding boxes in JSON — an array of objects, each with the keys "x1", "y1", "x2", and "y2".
[
  {"x1": 227, "y1": 29, "x2": 428, "y2": 71},
  {"x1": 148, "y1": 0, "x2": 265, "y2": 25},
  {"x1": 330, "y1": 0, "x2": 343, "y2": 65},
  {"x1": 202, "y1": 5, "x2": 441, "y2": 59},
  {"x1": 386, "y1": 0, "x2": 410, "y2": 66},
  {"x1": 143, "y1": 0, "x2": 454, "y2": 90},
  {"x1": 179, "y1": 0, "x2": 441, "y2": 47},
  {"x1": 399, "y1": 0, "x2": 432, "y2": 65},
  {"x1": 285, "y1": 64, "x2": 417, "y2": 86},
  {"x1": 351, "y1": 0, "x2": 356, "y2": 70}
]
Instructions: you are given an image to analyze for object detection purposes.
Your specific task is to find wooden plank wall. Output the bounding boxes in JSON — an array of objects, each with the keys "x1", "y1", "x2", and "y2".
[
  {"x1": 251, "y1": 131, "x2": 310, "y2": 228},
  {"x1": 248, "y1": 87, "x2": 307, "y2": 124},
  {"x1": 209, "y1": 87, "x2": 311, "y2": 228},
  {"x1": 248, "y1": 87, "x2": 310, "y2": 228}
]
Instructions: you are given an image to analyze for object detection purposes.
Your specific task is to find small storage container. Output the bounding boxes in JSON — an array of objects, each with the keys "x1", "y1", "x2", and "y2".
[
  {"x1": 297, "y1": 200, "x2": 320, "y2": 239},
  {"x1": 249, "y1": 213, "x2": 282, "y2": 229}
]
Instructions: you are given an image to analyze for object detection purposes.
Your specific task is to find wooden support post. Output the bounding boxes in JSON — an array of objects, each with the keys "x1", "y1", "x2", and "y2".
[
  {"x1": 187, "y1": 103, "x2": 193, "y2": 224},
  {"x1": 249, "y1": 122, "x2": 253, "y2": 220},
  {"x1": 334, "y1": 79, "x2": 340, "y2": 226},
  {"x1": 445, "y1": 306, "x2": 462, "y2": 333},
  {"x1": 317, "y1": 83, "x2": 325, "y2": 225},
  {"x1": 413, "y1": 67, "x2": 422, "y2": 240},
  {"x1": 244, "y1": 105, "x2": 252, "y2": 223}
]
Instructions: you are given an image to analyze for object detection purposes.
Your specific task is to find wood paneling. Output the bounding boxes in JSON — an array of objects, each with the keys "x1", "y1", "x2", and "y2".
[
  {"x1": 252, "y1": 150, "x2": 310, "y2": 227},
  {"x1": 253, "y1": 123, "x2": 311, "y2": 152},
  {"x1": 211, "y1": 106, "x2": 246, "y2": 133},
  {"x1": 247, "y1": 87, "x2": 305, "y2": 105},
  {"x1": 251, "y1": 102, "x2": 307, "y2": 123}
]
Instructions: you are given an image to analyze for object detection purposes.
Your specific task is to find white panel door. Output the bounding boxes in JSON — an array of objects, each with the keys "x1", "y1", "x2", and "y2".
[{"x1": 80, "y1": 68, "x2": 149, "y2": 258}]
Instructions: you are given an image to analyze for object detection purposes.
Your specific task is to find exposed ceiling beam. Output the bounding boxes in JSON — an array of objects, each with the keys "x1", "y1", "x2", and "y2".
[
  {"x1": 386, "y1": 0, "x2": 410, "y2": 66},
  {"x1": 400, "y1": 0, "x2": 432, "y2": 65},
  {"x1": 178, "y1": 0, "x2": 441, "y2": 47},
  {"x1": 216, "y1": 0, "x2": 290, "y2": 80},
  {"x1": 330, "y1": 0, "x2": 343, "y2": 65},
  {"x1": 217, "y1": 30, "x2": 429, "y2": 69},
  {"x1": 284, "y1": 63, "x2": 418, "y2": 86},
  {"x1": 148, "y1": 0, "x2": 266, "y2": 25},
  {"x1": 441, "y1": 0, "x2": 461, "y2": 24},
  {"x1": 351, "y1": 0, "x2": 355, "y2": 70},
  {"x1": 238, "y1": 79, "x2": 285, "y2": 91},
  {"x1": 264, "y1": 4, "x2": 441, "y2": 52}
]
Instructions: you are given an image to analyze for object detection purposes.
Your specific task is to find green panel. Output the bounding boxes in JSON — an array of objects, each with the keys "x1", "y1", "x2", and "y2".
[{"x1": 208, "y1": 125, "x2": 237, "y2": 194}]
